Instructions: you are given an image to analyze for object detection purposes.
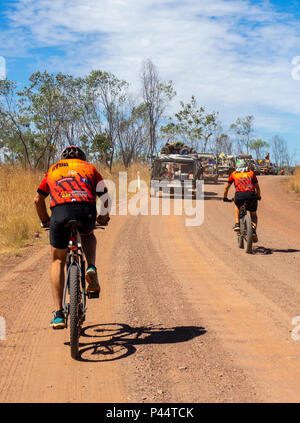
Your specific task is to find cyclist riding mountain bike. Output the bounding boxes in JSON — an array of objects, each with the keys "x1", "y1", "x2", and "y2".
[
  {"x1": 34, "y1": 145, "x2": 110, "y2": 329},
  {"x1": 223, "y1": 159, "x2": 261, "y2": 242}
]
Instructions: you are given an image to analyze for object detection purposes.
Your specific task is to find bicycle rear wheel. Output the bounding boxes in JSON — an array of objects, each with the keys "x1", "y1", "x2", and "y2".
[
  {"x1": 69, "y1": 263, "x2": 81, "y2": 359},
  {"x1": 237, "y1": 217, "x2": 245, "y2": 249},
  {"x1": 244, "y1": 214, "x2": 253, "y2": 254}
]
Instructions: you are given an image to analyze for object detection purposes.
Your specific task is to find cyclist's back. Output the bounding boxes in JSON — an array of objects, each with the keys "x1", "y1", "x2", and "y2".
[
  {"x1": 228, "y1": 169, "x2": 258, "y2": 193},
  {"x1": 38, "y1": 155, "x2": 106, "y2": 250},
  {"x1": 38, "y1": 157, "x2": 105, "y2": 208}
]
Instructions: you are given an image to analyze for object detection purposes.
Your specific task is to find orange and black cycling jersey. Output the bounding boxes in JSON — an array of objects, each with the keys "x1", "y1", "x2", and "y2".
[
  {"x1": 37, "y1": 158, "x2": 106, "y2": 208},
  {"x1": 228, "y1": 170, "x2": 258, "y2": 193}
]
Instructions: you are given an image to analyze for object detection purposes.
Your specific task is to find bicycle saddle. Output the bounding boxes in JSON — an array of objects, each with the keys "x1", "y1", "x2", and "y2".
[{"x1": 64, "y1": 219, "x2": 83, "y2": 230}]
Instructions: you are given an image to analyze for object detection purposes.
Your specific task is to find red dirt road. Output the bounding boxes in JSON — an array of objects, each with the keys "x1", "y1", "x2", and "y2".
[{"x1": 0, "y1": 175, "x2": 299, "y2": 403}]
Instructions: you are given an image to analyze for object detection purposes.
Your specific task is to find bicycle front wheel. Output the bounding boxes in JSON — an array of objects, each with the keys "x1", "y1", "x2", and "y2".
[{"x1": 69, "y1": 264, "x2": 81, "y2": 359}]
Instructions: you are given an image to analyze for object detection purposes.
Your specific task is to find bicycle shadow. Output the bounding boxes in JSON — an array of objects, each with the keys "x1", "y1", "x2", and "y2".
[
  {"x1": 253, "y1": 246, "x2": 300, "y2": 255},
  {"x1": 203, "y1": 191, "x2": 222, "y2": 201},
  {"x1": 165, "y1": 191, "x2": 220, "y2": 201},
  {"x1": 73, "y1": 323, "x2": 206, "y2": 363}
]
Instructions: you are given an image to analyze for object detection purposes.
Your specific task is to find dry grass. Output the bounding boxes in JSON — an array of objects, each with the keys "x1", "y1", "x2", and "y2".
[
  {"x1": 98, "y1": 162, "x2": 151, "y2": 192},
  {"x1": 289, "y1": 167, "x2": 300, "y2": 194},
  {"x1": 0, "y1": 165, "x2": 43, "y2": 254},
  {"x1": 0, "y1": 162, "x2": 150, "y2": 255},
  {"x1": 93, "y1": 162, "x2": 151, "y2": 215}
]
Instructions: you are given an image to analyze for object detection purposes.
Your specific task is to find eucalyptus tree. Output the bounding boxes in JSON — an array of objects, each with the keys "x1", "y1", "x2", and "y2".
[
  {"x1": 0, "y1": 79, "x2": 33, "y2": 167},
  {"x1": 161, "y1": 95, "x2": 218, "y2": 152},
  {"x1": 201, "y1": 111, "x2": 220, "y2": 152},
  {"x1": 55, "y1": 74, "x2": 89, "y2": 155},
  {"x1": 160, "y1": 120, "x2": 182, "y2": 143},
  {"x1": 249, "y1": 138, "x2": 270, "y2": 160},
  {"x1": 212, "y1": 132, "x2": 233, "y2": 155},
  {"x1": 173, "y1": 96, "x2": 204, "y2": 149},
  {"x1": 230, "y1": 115, "x2": 255, "y2": 154},
  {"x1": 141, "y1": 59, "x2": 175, "y2": 157},
  {"x1": 86, "y1": 70, "x2": 128, "y2": 170},
  {"x1": 88, "y1": 132, "x2": 113, "y2": 166},
  {"x1": 116, "y1": 100, "x2": 148, "y2": 167},
  {"x1": 16, "y1": 71, "x2": 82, "y2": 169},
  {"x1": 271, "y1": 135, "x2": 294, "y2": 169}
]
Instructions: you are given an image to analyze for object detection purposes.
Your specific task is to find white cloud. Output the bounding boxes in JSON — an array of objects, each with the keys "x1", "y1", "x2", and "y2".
[{"x1": 2, "y1": 0, "x2": 300, "y2": 152}]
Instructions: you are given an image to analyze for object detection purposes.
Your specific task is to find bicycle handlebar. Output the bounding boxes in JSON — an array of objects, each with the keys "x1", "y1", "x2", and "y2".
[
  {"x1": 40, "y1": 217, "x2": 110, "y2": 230},
  {"x1": 95, "y1": 216, "x2": 110, "y2": 227},
  {"x1": 94, "y1": 223, "x2": 109, "y2": 229}
]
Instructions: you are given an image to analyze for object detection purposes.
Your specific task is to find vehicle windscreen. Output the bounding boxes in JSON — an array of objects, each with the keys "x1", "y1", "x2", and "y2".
[{"x1": 154, "y1": 161, "x2": 195, "y2": 180}]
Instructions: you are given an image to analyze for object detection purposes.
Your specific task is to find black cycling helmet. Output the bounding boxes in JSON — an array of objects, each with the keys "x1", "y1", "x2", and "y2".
[{"x1": 61, "y1": 145, "x2": 86, "y2": 161}]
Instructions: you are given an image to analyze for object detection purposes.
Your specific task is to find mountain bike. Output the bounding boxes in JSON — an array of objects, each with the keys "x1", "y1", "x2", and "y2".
[{"x1": 62, "y1": 220, "x2": 108, "y2": 360}]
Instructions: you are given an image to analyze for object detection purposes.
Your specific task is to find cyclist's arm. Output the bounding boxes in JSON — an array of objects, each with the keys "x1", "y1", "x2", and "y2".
[
  {"x1": 254, "y1": 182, "x2": 261, "y2": 198},
  {"x1": 95, "y1": 191, "x2": 110, "y2": 225},
  {"x1": 223, "y1": 181, "x2": 232, "y2": 199},
  {"x1": 252, "y1": 172, "x2": 261, "y2": 199},
  {"x1": 35, "y1": 172, "x2": 50, "y2": 224},
  {"x1": 34, "y1": 192, "x2": 50, "y2": 224},
  {"x1": 97, "y1": 189, "x2": 110, "y2": 212},
  {"x1": 95, "y1": 173, "x2": 111, "y2": 223}
]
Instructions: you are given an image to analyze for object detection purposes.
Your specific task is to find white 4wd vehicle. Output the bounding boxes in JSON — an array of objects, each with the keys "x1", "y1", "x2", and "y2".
[{"x1": 150, "y1": 154, "x2": 203, "y2": 197}]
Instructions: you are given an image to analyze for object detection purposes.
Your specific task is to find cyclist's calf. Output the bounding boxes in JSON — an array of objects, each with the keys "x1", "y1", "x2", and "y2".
[
  {"x1": 250, "y1": 211, "x2": 258, "y2": 228},
  {"x1": 80, "y1": 232, "x2": 97, "y2": 267},
  {"x1": 51, "y1": 247, "x2": 68, "y2": 310}
]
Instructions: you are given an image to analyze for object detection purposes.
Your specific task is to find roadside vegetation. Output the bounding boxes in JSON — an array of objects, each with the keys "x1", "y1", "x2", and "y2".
[
  {"x1": 0, "y1": 165, "x2": 42, "y2": 254},
  {"x1": 0, "y1": 59, "x2": 296, "y2": 172},
  {"x1": 0, "y1": 163, "x2": 149, "y2": 255},
  {"x1": 289, "y1": 166, "x2": 300, "y2": 194}
]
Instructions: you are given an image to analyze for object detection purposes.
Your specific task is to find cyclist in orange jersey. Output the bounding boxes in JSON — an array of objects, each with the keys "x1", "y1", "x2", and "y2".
[
  {"x1": 34, "y1": 146, "x2": 110, "y2": 328},
  {"x1": 223, "y1": 159, "x2": 261, "y2": 242}
]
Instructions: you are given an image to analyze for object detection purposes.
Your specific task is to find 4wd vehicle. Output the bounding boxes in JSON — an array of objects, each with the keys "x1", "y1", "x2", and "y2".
[
  {"x1": 197, "y1": 153, "x2": 219, "y2": 183},
  {"x1": 259, "y1": 160, "x2": 277, "y2": 175},
  {"x1": 237, "y1": 154, "x2": 260, "y2": 175},
  {"x1": 150, "y1": 153, "x2": 203, "y2": 197},
  {"x1": 218, "y1": 154, "x2": 235, "y2": 177},
  {"x1": 270, "y1": 163, "x2": 278, "y2": 175},
  {"x1": 249, "y1": 159, "x2": 261, "y2": 175}
]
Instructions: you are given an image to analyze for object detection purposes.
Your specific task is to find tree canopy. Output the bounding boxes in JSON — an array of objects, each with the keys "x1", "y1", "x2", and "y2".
[{"x1": 0, "y1": 62, "x2": 295, "y2": 170}]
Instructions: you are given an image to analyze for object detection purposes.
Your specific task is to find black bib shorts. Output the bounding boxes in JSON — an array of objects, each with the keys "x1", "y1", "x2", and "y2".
[{"x1": 50, "y1": 203, "x2": 97, "y2": 249}]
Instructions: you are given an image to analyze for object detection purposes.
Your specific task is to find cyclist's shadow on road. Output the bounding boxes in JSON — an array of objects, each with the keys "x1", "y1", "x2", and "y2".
[
  {"x1": 75, "y1": 323, "x2": 206, "y2": 363},
  {"x1": 253, "y1": 246, "x2": 300, "y2": 255}
]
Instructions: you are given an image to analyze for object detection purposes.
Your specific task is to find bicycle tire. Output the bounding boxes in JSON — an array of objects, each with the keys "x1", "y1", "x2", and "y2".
[
  {"x1": 69, "y1": 263, "x2": 81, "y2": 359},
  {"x1": 245, "y1": 214, "x2": 253, "y2": 254},
  {"x1": 238, "y1": 217, "x2": 245, "y2": 249}
]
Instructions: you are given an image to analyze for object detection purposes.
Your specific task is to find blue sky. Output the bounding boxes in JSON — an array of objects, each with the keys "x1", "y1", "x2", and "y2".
[{"x1": 0, "y1": 0, "x2": 300, "y2": 163}]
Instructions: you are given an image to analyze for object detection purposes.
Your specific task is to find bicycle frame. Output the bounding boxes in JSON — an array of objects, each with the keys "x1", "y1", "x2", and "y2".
[
  {"x1": 62, "y1": 226, "x2": 86, "y2": 327},
  {"x1": 239, "y1": 202, "x2": 247, "y2": 219}
]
